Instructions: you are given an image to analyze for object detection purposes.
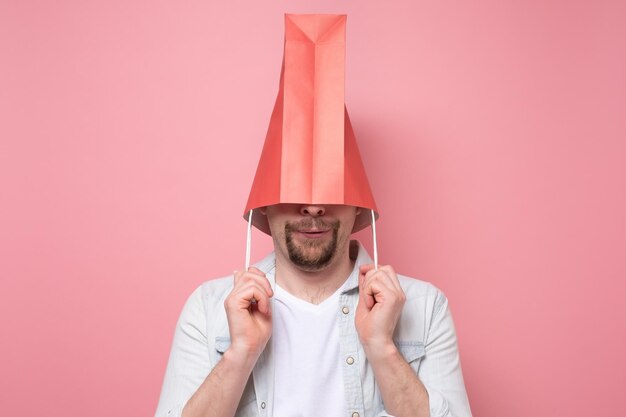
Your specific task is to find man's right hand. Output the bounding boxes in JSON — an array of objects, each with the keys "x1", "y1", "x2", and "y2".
[
  {"x1": 224, "y1": 267, "x2": 273, "y2": 364},
  {"x1": 181, "y1": 268, "x2": 273, "y2": 417}
]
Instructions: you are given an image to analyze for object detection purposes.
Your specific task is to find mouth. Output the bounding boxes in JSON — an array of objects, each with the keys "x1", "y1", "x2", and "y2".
[{"x1": 297, "y1": 229, "x2": 331, "y2": 239}]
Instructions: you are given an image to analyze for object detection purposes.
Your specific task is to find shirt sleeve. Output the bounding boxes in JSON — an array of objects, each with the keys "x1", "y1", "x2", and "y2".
[
  {"x1": 154, "y1": 286, "x2": 211, "y2": 417},
  {"x1": 420, "y1": 290, "x2": 473, "y2": 417}
]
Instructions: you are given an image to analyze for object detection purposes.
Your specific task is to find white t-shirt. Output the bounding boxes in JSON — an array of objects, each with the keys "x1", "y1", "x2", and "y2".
[{"x1": 272, "y1": 280, "x2": 348, "y2": 417}]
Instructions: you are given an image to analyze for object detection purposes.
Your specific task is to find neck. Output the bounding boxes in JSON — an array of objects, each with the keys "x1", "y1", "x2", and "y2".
[{"x1": 274, "y1": 240, "x2": 355, "y2": 305}]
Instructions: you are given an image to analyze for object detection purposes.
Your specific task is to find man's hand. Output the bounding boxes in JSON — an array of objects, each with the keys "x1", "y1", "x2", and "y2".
[
  {"x1": 182, "y1": 268, "x2": 273, "y2": 417},
  {"x1": 355, "y1": 264, "x2": 406, "y2": 357},
  {"x1": 224, "y1": 267, "x2": 273, "y2": 363},
  {"x1": 355, "y1": 265, "x2": 431, "y2": 416}
]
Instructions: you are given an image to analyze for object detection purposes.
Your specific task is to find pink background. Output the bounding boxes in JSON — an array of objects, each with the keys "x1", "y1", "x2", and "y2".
[{"x1": 1, "y1": 1, "x2": 625, "y2": 416}]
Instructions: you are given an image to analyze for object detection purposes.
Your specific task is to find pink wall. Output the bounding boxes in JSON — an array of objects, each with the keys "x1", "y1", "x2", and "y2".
[{"x1": 2, "y1": 1, "x2": 625, "y2": 416}]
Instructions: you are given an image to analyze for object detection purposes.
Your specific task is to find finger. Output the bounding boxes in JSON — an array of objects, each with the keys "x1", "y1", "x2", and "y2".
[
  {"x1": 233, "y1": 269, "x2": 243, "y2": 285},
  {"x1": 363, "y1": 270, "x2": 398, "y2": 304},
  {"x1": 360, "y1": 264, "x2": 382, "y2": 291},
  {"x1": 361, "y1": 268, "x2": 389, "y2": 309},
  {"x1": 245, "y1": 267, "x2": 269, "y2": 289},
  {"x1": 234, "y1": 266, "x2": 266, "y2": 283},
  {"x1": 235, "y1": 270, "x2": 273, "y2": 297},
  {"x1": 247, "y1": 266, "x2": 265, "y2": 275},
  {"x1": 363, "y1": 273, "x2": 395, "y2": 308},
  {"x1": 364, "y1": 273, "x2": 394, "y2": 298},
  {"x1": 364, "y1": 267, "x2": 395, "y2": 289},
  {"x1": 235, "y1": 282, "x2": 272, "y2": 315},
  {"x1": 363, "y1": 268, "x2": 386, "y2": 290},
  {"x1": 378, "y1": 265, "x2": 402, "y2": 292},
  {"x1": 358, "y1": 272, "x2": 375, "y2": 310},
  {"x1": 359, "y1": 263, "x2": 376, "y2": 275},
  {"x1": 225, "y1": 283, "x2": 271, "y2": 316}
]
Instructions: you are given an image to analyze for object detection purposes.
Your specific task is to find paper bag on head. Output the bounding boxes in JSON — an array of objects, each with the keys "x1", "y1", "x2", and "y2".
[{"x1": 244, "y1": 14, "x2": 378, "y2": 235}]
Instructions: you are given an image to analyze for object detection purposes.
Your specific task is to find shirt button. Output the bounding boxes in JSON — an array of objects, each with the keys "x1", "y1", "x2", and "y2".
[
  {"x1": 342, "y1": 306, "x2": 350, "y2": 314},
  {"x1": 261, "y1": 402, "x2": 266, "y2": 409},
  {"x1": 352, "y1": 413, "x2": 360, "y2": 417},
  {"x1": 346, "y1": 356, "x2": 355, "y2": 365}
]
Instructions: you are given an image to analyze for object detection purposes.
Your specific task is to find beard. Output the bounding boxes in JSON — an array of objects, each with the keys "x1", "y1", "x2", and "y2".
[{"x1": 284, "y1": 218, "x2": 341, "y2": 271}]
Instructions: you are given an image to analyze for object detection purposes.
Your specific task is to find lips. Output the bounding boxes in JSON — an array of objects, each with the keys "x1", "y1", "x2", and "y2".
[{"x1": 297, "y1": 229, "x2": 330, "y2": 238}]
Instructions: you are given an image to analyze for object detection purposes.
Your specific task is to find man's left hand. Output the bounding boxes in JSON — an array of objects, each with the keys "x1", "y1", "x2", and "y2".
[{"x1": 355, "y1": 264, "x2": 406, "y2": 357}]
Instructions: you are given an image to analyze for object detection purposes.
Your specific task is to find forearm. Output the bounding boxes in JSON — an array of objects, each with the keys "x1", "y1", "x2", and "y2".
[
  {"x1": 365, "y1": 344, "x2": 430, "y2": 417},
  {"x1": 182, "y1": 348, "x2": 257, "y2": 417}
]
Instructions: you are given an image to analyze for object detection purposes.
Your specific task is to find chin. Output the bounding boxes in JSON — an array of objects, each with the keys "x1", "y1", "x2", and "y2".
[{"x1": 288, "y1": 247, "x2": 335, "y2": 271}]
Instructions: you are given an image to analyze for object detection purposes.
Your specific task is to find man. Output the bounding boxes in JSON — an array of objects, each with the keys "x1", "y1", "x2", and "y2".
[{"x1": 155, "y1": 14, "x2": 472, "y2": 417}]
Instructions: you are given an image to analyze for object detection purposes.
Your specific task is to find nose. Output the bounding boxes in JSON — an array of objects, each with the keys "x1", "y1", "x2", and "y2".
[{"x1": 300, "y1": 204, "x2": 326, "y2": 217}]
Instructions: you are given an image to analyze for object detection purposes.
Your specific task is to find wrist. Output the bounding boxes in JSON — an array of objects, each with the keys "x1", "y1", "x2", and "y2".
[
  {"x1": 223, "y1": 344, "x2": 264, "y2": 371},
  {"x1": 361, "y1": 339, "x2": 399, "y2": 363}
]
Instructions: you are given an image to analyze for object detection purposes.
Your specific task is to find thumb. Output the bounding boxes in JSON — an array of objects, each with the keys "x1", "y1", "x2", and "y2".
[{"x1": 357, "y1": 272, "x2": 373, "y2": 312}]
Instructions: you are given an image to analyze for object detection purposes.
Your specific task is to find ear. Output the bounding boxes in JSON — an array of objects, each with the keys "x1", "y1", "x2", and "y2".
[
  {"x1": 355, "y1": 207, "x2": 362, "y2": 216},
  {"x1": 259, "y1": 206, "x2": 268, "y2": 215}
]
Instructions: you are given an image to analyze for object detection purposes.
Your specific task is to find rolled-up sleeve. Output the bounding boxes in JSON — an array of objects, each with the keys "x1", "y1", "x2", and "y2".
[
  {"x1": 154, "y1": 286, "x2": 211, "y2": 417},
  {"x1": 420, "y1": 291, "x2": 472, "y2": 417}
]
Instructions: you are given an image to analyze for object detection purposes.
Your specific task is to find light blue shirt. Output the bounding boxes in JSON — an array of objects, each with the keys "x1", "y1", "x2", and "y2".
[{"x1": 154, "y1": 241, "x2": 472, "y2": 417}]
